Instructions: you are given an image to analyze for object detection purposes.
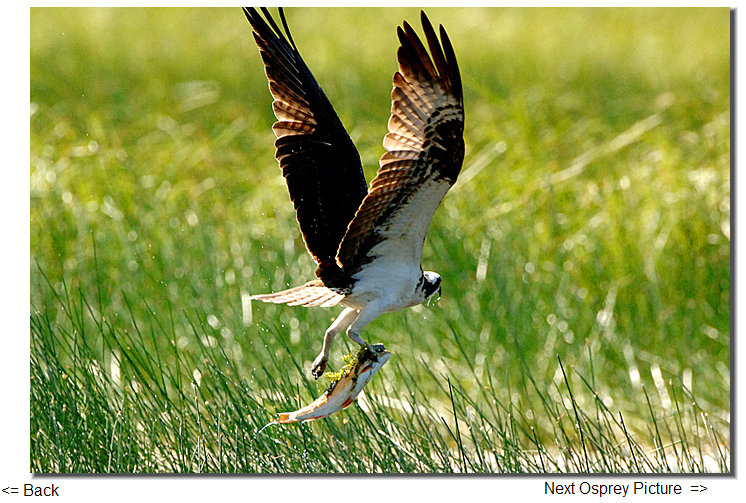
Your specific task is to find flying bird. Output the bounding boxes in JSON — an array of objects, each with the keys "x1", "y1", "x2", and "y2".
[{"x1": 244, "y1": 7, "x2": 464, "y2": 378}]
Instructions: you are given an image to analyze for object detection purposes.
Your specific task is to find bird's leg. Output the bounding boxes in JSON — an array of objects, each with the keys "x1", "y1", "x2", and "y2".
[
  {"x1": 345, "y1": 301, "x2": 385, "y2": 351},
  {"x1": 312, "y1": 307, "x2": 358, "y2": 379},
  {"x1": 346, "y1": 330, "x2": 366, "y2": 346}
]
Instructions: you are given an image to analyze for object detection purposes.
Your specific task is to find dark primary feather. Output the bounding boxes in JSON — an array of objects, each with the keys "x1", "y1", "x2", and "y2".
[
  {"x1": 336, "y1": 11, "x2": 465, "y2": 273},
  {"x1": 243, "y1": 7, "x2": 368, "y2": 282}
]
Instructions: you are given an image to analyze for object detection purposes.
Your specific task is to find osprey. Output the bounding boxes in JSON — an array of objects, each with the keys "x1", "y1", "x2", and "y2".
[{"x1": 244, "y1": 8, "x2": 464, "y2": 378}]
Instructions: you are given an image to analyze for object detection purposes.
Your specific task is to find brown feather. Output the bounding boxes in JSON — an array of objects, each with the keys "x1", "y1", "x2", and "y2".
[
  {"x1": 250, "y1": 279, "x2": 348, "y2": 307},
  {"x1": 336, "y1": 12, "x2": 464, "y2": 274},
  {"x1": 244, "y1": 7, "x2": 367, "y2": 284}
]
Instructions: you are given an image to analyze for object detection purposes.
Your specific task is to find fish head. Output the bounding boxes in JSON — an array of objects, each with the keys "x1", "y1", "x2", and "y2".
[
  {"x1": 355, "y1": 343, "x2": 391, "y2": 376},
  {"x1": 364, "y1": 343, "x2": 391, "y2": 363},
  {"x1": 372, "y1": 344, "x2": 391, "y2": 365}
]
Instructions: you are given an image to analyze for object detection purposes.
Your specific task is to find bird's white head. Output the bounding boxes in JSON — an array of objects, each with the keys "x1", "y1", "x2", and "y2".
[{"x1": 422, "y1": 271, "x2": 442, "y2": 303}]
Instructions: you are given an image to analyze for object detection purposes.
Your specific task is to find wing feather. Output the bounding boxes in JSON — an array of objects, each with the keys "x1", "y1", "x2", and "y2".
[
  {"x1": 250, "y1": 279, "x2": 346, "y2": 307},
  {"x1": 244, "y1": 8, "x2": 367, "y2": 282},
  {"x1": 272, "y1": 100, "x2": 316, "y2": 123},
  {"x1": 336, "y1": 11, "x2": 465, "y2": 274}
]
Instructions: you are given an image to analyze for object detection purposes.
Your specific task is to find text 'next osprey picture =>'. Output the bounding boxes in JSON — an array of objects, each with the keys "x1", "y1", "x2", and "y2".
[{"x1": 30, "y1": 7, "x2": 729, "y2": 474}]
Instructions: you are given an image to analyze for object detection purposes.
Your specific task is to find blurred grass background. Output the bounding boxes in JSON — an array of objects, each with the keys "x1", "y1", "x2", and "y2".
[{"x1": 30, "y1": 7, "x2": 730, "y2": 473}]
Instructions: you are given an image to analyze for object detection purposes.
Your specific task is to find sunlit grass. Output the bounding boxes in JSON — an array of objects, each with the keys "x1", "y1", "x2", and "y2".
[{"x1": 30, "y1": 7, "x2": 730, "y2": 473}]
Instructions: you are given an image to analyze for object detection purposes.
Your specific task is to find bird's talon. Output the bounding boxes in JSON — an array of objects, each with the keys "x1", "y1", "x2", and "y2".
[
  {"x1": 362, "y1": 342, "x2": 378, "y2": 360},
  {"x1": 311, "y1": 367, "x2": 322, "y2": 380},
  {"x1": 311, "y1": 355, "x2": 328, "y2": 379}
]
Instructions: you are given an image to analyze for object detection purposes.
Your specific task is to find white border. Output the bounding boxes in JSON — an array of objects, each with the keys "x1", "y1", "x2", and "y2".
[{"x1": 14, "y1": 3, "x2": 741, "y2": 501}]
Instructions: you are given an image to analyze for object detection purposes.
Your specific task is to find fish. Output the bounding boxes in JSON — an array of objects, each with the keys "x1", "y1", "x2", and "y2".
[{"x1": 271, "y1": 343, "x2": 390, "y2": 425}]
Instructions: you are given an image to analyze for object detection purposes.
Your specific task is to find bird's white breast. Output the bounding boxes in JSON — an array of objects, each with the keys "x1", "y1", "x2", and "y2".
[{"x1": 343, "y1": 177, "x2": 451, "y2": 312}]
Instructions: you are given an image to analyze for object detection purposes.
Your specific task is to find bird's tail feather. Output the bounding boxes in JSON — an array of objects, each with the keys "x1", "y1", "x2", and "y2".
[{"x1": 250, "y1": 283, "x2": 345, "y2": 307}]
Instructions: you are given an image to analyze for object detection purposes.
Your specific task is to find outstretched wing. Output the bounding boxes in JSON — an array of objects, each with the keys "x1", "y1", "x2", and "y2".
[
  {"x1": 244, "y1": 8, "x2": 368, "y2": 280},
  {"x1": 336, "y1": 11, "x2": 464, "y2": 275}
]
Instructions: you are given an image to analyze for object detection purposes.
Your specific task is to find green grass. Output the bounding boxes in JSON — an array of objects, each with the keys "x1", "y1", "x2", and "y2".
[{"x1": 30, "y1": 7, "x2": 730, "y2": 473}]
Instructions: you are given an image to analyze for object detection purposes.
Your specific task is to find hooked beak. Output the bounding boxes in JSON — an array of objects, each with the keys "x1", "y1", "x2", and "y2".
[{"x1": 425, "y1": 286, "x2": 442, "y2": 307}]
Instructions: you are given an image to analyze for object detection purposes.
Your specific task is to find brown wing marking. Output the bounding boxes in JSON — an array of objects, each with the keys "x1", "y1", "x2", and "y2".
[
  {"x1": 250, "y1": 279, "x2": 348, "y2": 307},
  {"x1": 244, "y1": 8, "x2": 367, "y2": 283},
  {"x1": 336, "y1": 11, "x2": 464, "y2": 274}
]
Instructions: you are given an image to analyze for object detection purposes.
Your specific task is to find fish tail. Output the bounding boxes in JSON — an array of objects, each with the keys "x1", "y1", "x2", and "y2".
[{"x1": 276, "y1": 412, "x2": 295, "y2": 423}]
